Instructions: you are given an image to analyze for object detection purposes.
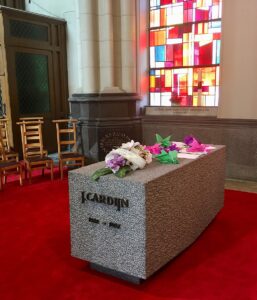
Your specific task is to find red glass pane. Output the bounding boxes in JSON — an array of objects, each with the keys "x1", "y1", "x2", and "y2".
[
  {"x1": 174, "y1": 44, "x2": 183, "y2": 66},
  {"x1": 199, "y1": 42, "x2": 212, "y2": 65},
  {"x1": 161, "y1": 0, "x2": 172, "y2": 5},
  {"x1": 166, "y1": 45, "x2": 174, "y2": 61},
  {"x1": 180, "y1": 96, "x2": 187, "y2": 106},
  {"x1": 187, "y1": 9, "x2": 193, "y2": 22},
  {"x1": 155, "y1": 77, "x2": 161, "y2": 88},
  {"x1": 173, "y1": 74, "x2": 178, "y2": 89},
  {"x1": 178, "y1": 26, "x2": 184, "y2": 38},
  {"x1": 169, "y1": 27, "x2": 179, "y2": 38},
  {"x1": 180, "y1": 88, "x2": 188, "y2": 96},
  {"x1": 187, "y1": 1, "x2": 194, "y2": 9},
  {"x1": 164, "y1": 87, "x2": 171, "y2": 92},
  {"x1": 184, "y1": 10, "x2": 188, "y2": 23},
  {"x1": 195, "y1": 8, "x2": 209, "y2": 22},
  {"x1": 161, "y1": 75, "x2": 165, "y2": 88},
  {"x1": 183, "y1": 24, "x2": 192, "y2": 33},
  {"x1": 150, "y1": 31, "x2": 155, "y2": 46},
  {"x1": 213, "y1": 33, "x2": 221, "y2": 40}
]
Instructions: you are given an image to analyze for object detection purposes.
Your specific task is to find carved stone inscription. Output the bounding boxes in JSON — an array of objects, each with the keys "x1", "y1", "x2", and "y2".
[{"x1": 99, "y1": 130, "x2": 131, "y2": 158}]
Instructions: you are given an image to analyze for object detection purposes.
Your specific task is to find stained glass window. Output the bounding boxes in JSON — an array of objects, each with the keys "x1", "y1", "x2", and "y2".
[{"x1": 149, "y1": 0, "x2": 222, "y2": 106}]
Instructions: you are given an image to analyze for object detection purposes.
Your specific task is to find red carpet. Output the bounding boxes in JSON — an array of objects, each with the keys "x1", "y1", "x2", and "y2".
[{"x1": 0, "y1": 172, "x2": 257, "y2": 300}]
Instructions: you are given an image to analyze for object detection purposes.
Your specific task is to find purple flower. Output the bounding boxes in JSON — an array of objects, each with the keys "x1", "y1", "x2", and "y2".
[
  {"x1": 184, "y1": 135, "x2": 194, "y2": 146},
  {"x1": 106, "y1": 153, "x2": 126, "y2": 173},
  {"x1": 165, "y1": 143, "x2": 180, "y2": 152},
  {"x1": 184, "y1": 135, "x2": 202, "y2": 146}
]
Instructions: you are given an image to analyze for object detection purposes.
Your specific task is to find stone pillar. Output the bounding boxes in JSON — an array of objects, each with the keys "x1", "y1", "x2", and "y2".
[
  {"x1": 77, "y1": 0, "x2": 99, "y2": 93},
  {"x1": 69, "y1": 0, "x2": 142, "y2": 162},
  {"x1": 218, "y1": 0, "x2": 257, "y2": 119},
  {"x1": 98, "y1": 0, "x2": 115, "y2": 90},
  {"x1": 120, "y1": 0, "x2": 137, "y2": 92}
]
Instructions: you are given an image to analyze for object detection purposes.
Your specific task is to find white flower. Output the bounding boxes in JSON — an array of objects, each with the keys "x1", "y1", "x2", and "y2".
[
  {"x1": 113, "y1": 148, "x2": 146, "y2": 170},
  {"x1": 121, "y1": 140, "x2": 140, "y2": 150}
]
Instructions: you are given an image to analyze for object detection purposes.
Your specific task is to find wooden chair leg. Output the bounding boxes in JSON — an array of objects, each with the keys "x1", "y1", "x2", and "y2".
[
  {"x1": 50, "y1": 162, "x2": 53, "y2": 181},
  {"x1": 3, "y1": 171, "x2": 6, "y2": 184},
  {"x1": 0, "y1": 170, "x2": 2, "y2": 191},
  {"x1": 60, "y1": 161, "x2": 63, "y2": 180},
  {"x1": 42, "y1": 168, "x2": 45, "y2": 176},
  {"x1": 28, "y1": 166, "x2": 32, "y2": 184},
  {"x1": 19, "y1": 165, "x2": 23, "y2": 186}
]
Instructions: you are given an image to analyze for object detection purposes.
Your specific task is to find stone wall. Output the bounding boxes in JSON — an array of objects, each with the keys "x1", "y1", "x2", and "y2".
[{"x1": 142, "y1": 115, "x2": 257, "y2": 181}]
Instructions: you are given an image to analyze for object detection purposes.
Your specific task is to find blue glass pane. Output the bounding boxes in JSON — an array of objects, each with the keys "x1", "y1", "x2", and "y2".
[{"x1": 155, "y1": 45, "x2": 165, "y2": 62}]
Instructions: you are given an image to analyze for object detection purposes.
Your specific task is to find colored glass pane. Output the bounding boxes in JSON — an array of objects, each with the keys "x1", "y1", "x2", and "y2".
[{"x1": 150, "y1": 0, "x2": 222, "y2": 106}]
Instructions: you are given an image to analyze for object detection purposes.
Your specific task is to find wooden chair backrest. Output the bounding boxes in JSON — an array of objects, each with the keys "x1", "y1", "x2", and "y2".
[
  {"x1": 0, "y1": 132, "x2": 7, "y2": 161},
  {"x1": 17, "y1": 121, "x2": 44, "y2": 159},
  {"x1": 19, "y1": 117, "x2": 44, "y2": 122},
  {"x1": 52, "y1": 119, "x2": 78, "y2": 156},
  {"x1": 0, "y1": 118, "x2": 11, "y2": 152}
]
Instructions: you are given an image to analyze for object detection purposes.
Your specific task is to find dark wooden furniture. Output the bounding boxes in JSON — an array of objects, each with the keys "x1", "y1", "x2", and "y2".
[
  {"x1": 0, "y1": 118, "x2": 18, "y2": 161},
  {"x1": 0, "y1": 132, "x2": 23, "y2": 190},
  {"x1": 53, "y1": 119, "x2": 85, "y2": 179},
  {"x1": 0, "y1": 6, "x2": 69, "y2": 155},
  {"x1": 17, "y1": 120, "x2": 53, "y2": 183},
  {"x1": 0, "y1": 1, "x2": 25, "y2": 10}
]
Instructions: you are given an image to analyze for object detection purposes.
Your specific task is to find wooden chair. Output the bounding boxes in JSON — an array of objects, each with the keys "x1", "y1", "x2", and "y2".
[
  {"x1": 17, "y1": 120, "x2": 53, "y2": 183},
  {"x1": 52, "y1": 119, "x2": 84, "y2": 179},
  {"x1": 0, "y1": 118, "x2": 19, "y2": 162},
  {"x1": 0, "y1": 133, "x2": 23, "y2": 190},
  {"x1": 19, "y1": 117, "x2": 47, "y2": 156}
]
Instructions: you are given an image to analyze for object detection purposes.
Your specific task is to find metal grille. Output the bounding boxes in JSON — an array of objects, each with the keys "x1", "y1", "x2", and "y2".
[
  {"x1": 10, "y1": 19, "x2": 48, "y2": 41},
  {"x1": 16, "y1": 52, "x2": 50, "y2": 114}
]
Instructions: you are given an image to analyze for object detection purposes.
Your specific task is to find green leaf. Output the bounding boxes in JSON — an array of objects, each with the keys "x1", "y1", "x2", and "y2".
[
  {"x1": 162, "y1": 135, "x2": 171, "y2": 147},
  {"x1": 155, "y1": 133, "x2": 171, "y2": 147},
  {"x1": 91, "y1": 167, "x2": 113, "y2": 181},
  {"x1": 115, "y1": 165, "x2": 132, "y2": 178},
  {"x1": 155, "y1": 150, "x2": 179, "y2": 164},
  {"x1": 168, "y1": 150, "x2": 179, "y2": 164},
  {"x1": 155, "y1": 133, "x2": 163, "y2": 144}
]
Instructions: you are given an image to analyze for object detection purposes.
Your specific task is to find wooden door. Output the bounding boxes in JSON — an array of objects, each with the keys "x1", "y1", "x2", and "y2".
[{"x1": 8, "y1": 47, "x2": 58, "y2": 154}]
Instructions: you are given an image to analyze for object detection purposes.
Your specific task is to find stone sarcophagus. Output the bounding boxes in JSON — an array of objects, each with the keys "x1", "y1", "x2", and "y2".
[{"x1": 68, "y1": 146, "x2": 225, "y2": 283}]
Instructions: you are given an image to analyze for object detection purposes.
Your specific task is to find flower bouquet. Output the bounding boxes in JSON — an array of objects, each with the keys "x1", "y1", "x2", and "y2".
[
  {"x1": 145, "y1": 134, "x2": 179, "y2": 164},
  {"x1": 91, "y1": 140, "x2": 152, "y2": 181}
]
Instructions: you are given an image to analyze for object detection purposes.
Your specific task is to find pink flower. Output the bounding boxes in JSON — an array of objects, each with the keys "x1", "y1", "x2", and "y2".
[
  {"x1": 187, "y1": 138, "x2": 207, "y2": 152},
  {"x1": 144, "y1": 144, "x2": 161, "y2": 155}
]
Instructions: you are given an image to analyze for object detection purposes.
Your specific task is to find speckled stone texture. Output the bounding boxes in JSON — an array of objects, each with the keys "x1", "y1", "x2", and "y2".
[{"x1": 69, "y1": 146, "x2": 225, "y2": 280}]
